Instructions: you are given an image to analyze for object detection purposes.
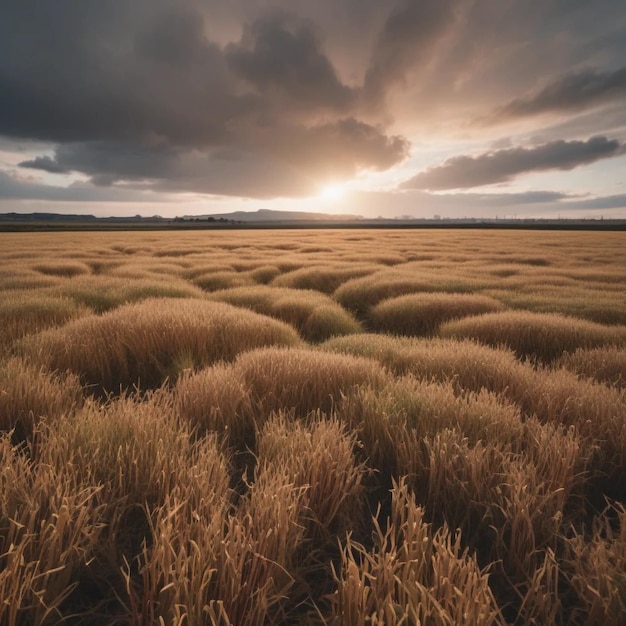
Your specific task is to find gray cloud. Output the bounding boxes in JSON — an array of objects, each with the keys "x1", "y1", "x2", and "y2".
[
  {"x1": 19, "y1": 156, "x2": 69, "y2": 174},
  {"x1": 1, "y1": 0, "x2": 625, "y2": 206},
  {"x1": 363, "y1": 0, "x2": 462, "y2": 105},
  {"x1": 0, "y1": 170, "x2": 157, "y2": 203},
  {"x1": 17, "y1": 118, "x2": 408, "y2": 199},
  {"x1": 485, "y1": 67, "x2": 626, "y2": 123},
  {"x1": 0, "y1": 1, "x2": 409, "y2": 198},
  {"x1": 225, "y1": 11, "x2": 356, "y2": 111},
  {"x1": 401, "y1": 136, "x2": 623, "y2": 190}
]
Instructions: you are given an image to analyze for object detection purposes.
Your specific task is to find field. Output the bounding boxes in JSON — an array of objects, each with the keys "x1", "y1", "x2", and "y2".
[{"x1": 1, "y1": 228, "x2": 626, "y2": 625}]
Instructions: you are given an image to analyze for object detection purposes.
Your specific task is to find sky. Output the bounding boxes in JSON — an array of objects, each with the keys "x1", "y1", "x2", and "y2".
[{"x1": 1, "y1": 0, "x2": 625, "y2": 219}]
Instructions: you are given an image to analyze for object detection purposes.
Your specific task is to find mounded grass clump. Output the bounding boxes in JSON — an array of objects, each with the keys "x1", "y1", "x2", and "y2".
[
  {"x1": 334, "y1": 270, "x2": 488, "y2": 318},
  {"x1": 232, "y1": 347, "x2": 389, "y2": 417},
  {"x1": 527, "y1": 368, "x2": 626, "y2": 500},
  {"x1": 176, "y1": 347, "x2": 388, "y2": 455},
  {"x1": 129, "y1": 457, "x2": 305, "y2": 625},
  {"x1": 564, "y1": 507, "x2": 626, "y2": 624},
  {"x1": 338, "y1": 375, "x2": 587, "y2": 507},
  {"x1": 33, "y1": 260, "x2": 91, "y2": 277},
  {"x1": 193, "y1": 270, "x2": 254, "y2": 291},
  {"x1": 250, "y1": 264, "x2": 281, "y2": 284},
  {"x1": 0, "y1": 358, "x2": 83, "y2": 444},
  {"x1": 272, "y1": 264, "x2": 379, "y2": 294},
  {"x1": 21, "y1": 298, "x2": 302, "y2": 392},
  {"x1": 0, "y1": 291, "x2": 91, "y2": 350},
  {"x1": 49, "y1": 275, "x2": 206, "y2": 313},
  {"x1": 174, "y1": 363, "x2": 255, "y2": 451},
  {"x1": 256, "y1": 415, "x2": 366, "y2": 558},
  {"x1": 321, "y1": 333, "x2": 533, "y2": 399},
  {"x1": 369, "y1": 292, "x2": 505, "y2": 336},
  {"x1": 209, "y1": 285, "x2": 362, "y2": 342},
  {"x1": 440, "y1": 310, "x2": 626, "y2": 363},
  {"x1": 558, "y1": 345, "x2": 626, "y2": 389},
  {"x1": 36, "y1": 392, "x2": 233, "y2": 623}
]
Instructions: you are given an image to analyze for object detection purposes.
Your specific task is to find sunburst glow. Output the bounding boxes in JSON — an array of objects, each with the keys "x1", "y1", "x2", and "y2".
[{"x1": 319, "y1": 184, "x2": 346, "y2": 201}]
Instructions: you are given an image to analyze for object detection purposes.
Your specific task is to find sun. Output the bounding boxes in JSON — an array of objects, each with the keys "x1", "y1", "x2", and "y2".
[{"x1": 318, "y1": 184, "x2": 346, "y2": 201}]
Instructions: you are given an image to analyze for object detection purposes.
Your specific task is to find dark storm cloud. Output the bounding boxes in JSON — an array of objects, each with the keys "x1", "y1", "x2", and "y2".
[
  {"x1": 1, "y1": 0, "x2": 625, "y2": 205},
  {"x1": 363, "y1": 0, "x2": 462, "y2": 105},
  {"x1": 20, "y1": 142, "x2": 176, "y2": 184},
  {"x1": 0, "y1": 0, "x2": 410, "y2": 198},
  {"x1": 0, "y1": 170, "x2": 154, "y2": 203},
  {"x1": 18, "y1": 118, "x2": 408, "y2": 198},
  {"x1": 225, "y1": 11, "x2": 355, "y2": 111},
  {"x1": 19, "y1": 156, "x2": 69, "y2": 174},
  {"x1": 485, "y1": 67, "x2": 626, "y2": 123},
  {"x1": 401, "y1": 137, "x2": 623, "y2": 190},
  {"x1": 0, "y1": 1, "x2": 245, "y2": 145}
]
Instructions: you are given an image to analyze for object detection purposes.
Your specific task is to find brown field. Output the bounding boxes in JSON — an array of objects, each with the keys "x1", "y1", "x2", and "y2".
[{"x1": 1, "y1": 228, "x2": 625, "y2": 625}]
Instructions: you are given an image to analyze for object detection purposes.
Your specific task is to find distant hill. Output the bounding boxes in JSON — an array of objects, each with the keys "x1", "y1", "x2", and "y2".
[{"x1": 181, "y1": 209, "x2": 363, "y2": 222}]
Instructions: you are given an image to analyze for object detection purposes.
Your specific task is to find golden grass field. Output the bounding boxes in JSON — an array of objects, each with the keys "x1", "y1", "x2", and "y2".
[{"x1": 1, "y1": 228, "x2": 625, "y2": 625}]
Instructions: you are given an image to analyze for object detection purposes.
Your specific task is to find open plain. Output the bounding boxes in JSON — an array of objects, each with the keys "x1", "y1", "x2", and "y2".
[{"x1": 1, "y1": 228, "x2": 625, "y2": 625}]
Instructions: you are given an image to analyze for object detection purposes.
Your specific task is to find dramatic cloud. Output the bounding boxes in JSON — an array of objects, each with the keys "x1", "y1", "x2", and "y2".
[
  {"x1": 0, "y1": 1, "x2": 410, "y2": 198},
  {"x1": 486, "y1": 67, "x2": 626, "y2": 123},
  {"x1": 0, "y1": 0, "x2": 625, "y2": 212},
  {"x1": 401, "y1": 137, "x2": 623, "y2": 190},
  {"x1": 18, "y1": 118, "x2": 408, "y2": 198},
  {"x1": 0, "y1": 170, "x2": 156, "y2": 203},
  {"x1": 225, "y1": 12, "x2": 356, "y2": 111},
  {"x1": 19, "y1": 156, "x2": 69, "y2": 174},
  {"x1": 363, "y1": 0, "x2": 461, "y2": 105}
]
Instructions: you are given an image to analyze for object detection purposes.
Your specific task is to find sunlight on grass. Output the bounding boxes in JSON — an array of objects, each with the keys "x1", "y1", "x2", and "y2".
[{"x1": 0, "y1": 228, "x2": 625, "y2": 624}]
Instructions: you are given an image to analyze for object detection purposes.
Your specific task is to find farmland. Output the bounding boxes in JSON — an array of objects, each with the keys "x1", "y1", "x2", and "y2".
[{"x1": 1, "y1": 228, "x2": 625, "y2": 625}]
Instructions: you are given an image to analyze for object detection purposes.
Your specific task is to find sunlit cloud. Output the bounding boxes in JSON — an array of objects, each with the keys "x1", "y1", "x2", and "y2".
[{"x1": 0, "y1": 0, "x2": 624, "y2": 217}]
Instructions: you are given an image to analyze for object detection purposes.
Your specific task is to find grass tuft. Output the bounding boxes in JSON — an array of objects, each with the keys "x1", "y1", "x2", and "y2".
[
  {"x1": 0, "y1": 291, "x2": 91, "y2": 350},
  {"x1": 369, "y1": 292, "x2": 505, "y2": 336},
  {"x1": 20, "y1": 298, "x2": 302, "y2": 392},
  {"x1": 558, "y1": 345, "x2": 626, "y2": 389},
  {"x1": 209, "y1": 285, "x2": 362, "y2": 342},
  {"x1": 440, "y1": 310, "x2": 626, "y2": 363},
  {"x1": 0, "y1": 357, "x2": 83, "y2": 444},
  {"x1": 331, "y1": 477, "x2": 505, "y2": 625}
]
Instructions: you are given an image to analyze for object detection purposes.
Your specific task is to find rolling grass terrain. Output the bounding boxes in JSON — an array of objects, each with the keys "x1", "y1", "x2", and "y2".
[{"x1": 0, "y1": 228, "x2": 625, "y2": 625}]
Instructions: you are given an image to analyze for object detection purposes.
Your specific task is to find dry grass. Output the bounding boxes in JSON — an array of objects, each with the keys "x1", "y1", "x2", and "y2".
[
  {"x1": 565, "y1": 506, "x2": 626, "y2": 625},
  {"x1": 232, "y1": 346, "x2": 389, "y2": 417},
  {"x1": 33, "y1": 260, "x2": 92, "y2": 277},
  {"x1": 334, "y1": 270, "x2": 490, "y2": 317},
  {"x1": 369, "y1": 292, "x2": 505, "y2": 336},
  {"x1": 0, "y1": 434, "x2": 103, "y2": 626},
  {"x1": 0, "y1": 358, "x2": 83, "y2": 444},
  {"x1": 321, "y1": 333, "x2": 534, "y2": 399},
  {"x1": 558, "y1": 345, "x2": 626, "y2": 389},
  {"x1": 49, "y1": 274, "x2": 206, "y2": 312},
  {"x1": 0, "y1": 291, "x2": 91, "y2": 350},
  {"x1": 257, "y1": 414, "x2": 366, "y2": 545},
  {"x1": 20, "y1": 298, "x2": 302, "y2": 392},
  {"x1": 1, "y1": 228, "x2": 625, "y2": 624},
  {"x1": 209, "y1": 285, "x2": 362, "y2": 342},
  {"x1": 271, "y1": 263, "x2": 379, "y2": 294},
  {"x1": 440, "y1": 310, "x2": 626, "y2": 363},
  {"x1": 332, "y1": 478, "x2": 505, "y2": 625}
]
